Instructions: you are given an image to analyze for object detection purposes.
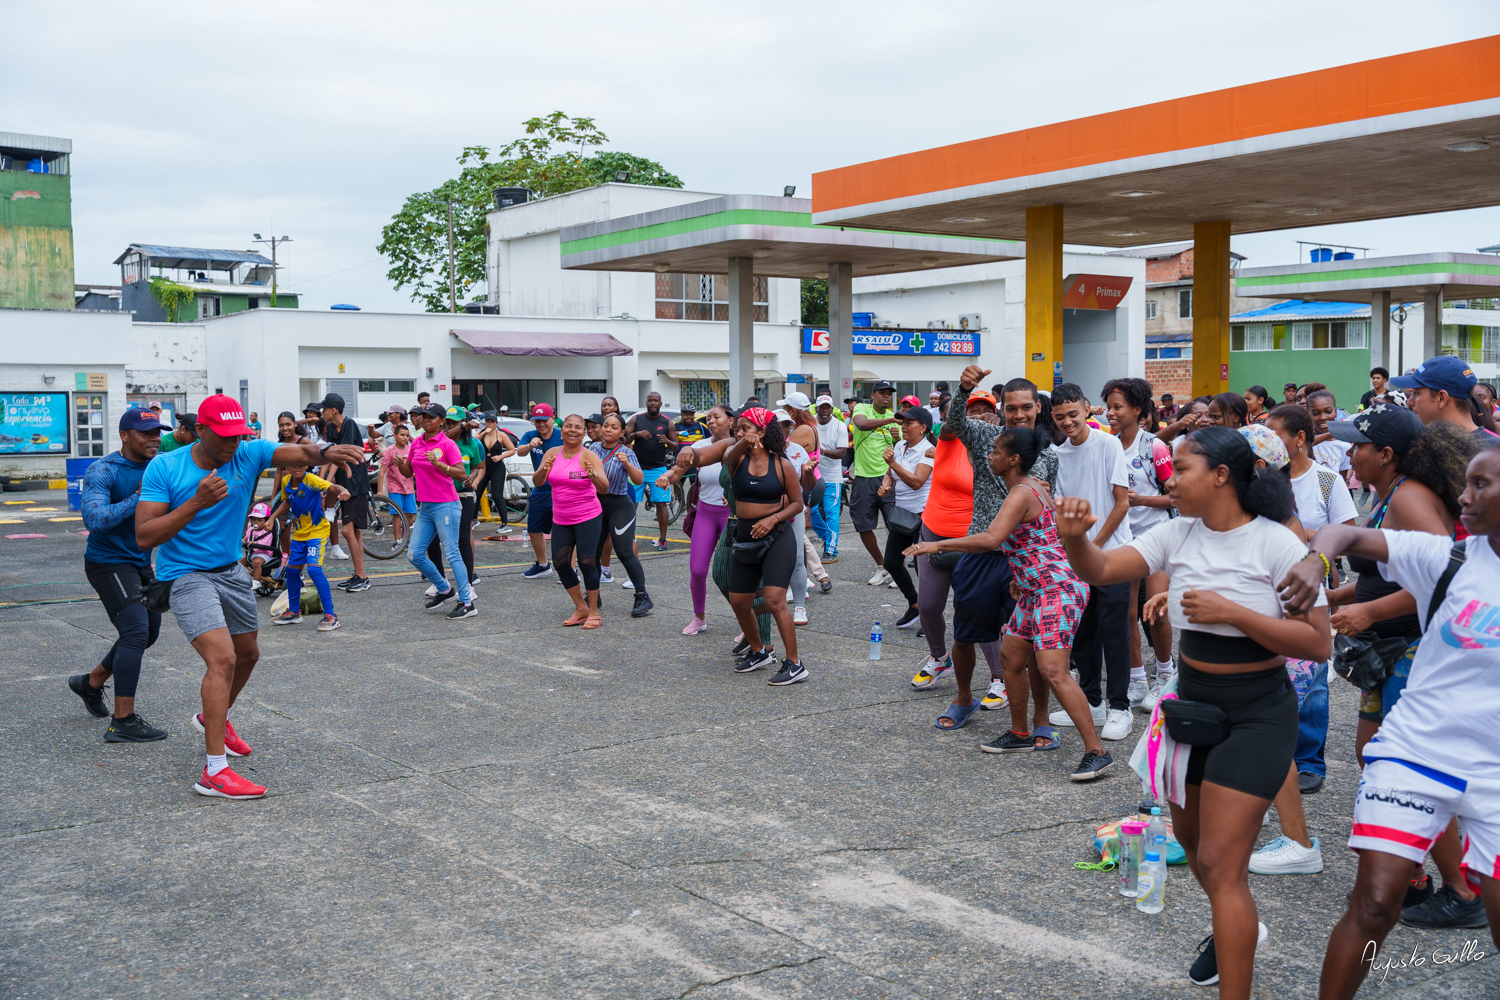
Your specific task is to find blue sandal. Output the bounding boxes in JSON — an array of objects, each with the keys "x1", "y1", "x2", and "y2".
[
  {"x1": 1032, "y1": 725, "x2": 1061, "y2": 750},
  {"x1": 934, "y1": 699, "x2": 981, "y2": 731}
]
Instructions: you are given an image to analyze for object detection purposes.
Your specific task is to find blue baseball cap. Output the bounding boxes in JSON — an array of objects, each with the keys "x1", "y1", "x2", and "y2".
[
  {"x1": 1387, "y1": 355, "x2": 1478, "y2": 398},
  {"x1": 119, "y1": 407, "x2": 169, "y2": 434}
]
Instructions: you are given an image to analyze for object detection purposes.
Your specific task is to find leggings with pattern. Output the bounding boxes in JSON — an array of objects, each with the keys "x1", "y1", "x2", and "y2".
[{"x1": 915, "y1": 524, "x2": 1002, "y2": 677}]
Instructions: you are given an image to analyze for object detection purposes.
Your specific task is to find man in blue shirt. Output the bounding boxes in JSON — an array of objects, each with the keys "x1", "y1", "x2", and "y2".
[
  {"x1": 512, "y1": 403, "x2": 563, "y2": 579},
  {"x1": 136, "y1": 394, "x2": 363, "y2": 799},
  {"x1": 69, "y1": 407, "x2": 171, "y2": 742}
]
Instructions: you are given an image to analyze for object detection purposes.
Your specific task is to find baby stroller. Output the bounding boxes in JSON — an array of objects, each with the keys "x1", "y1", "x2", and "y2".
[{"x1": 244, "y1": 502, "x2": 284, "y2": 597}]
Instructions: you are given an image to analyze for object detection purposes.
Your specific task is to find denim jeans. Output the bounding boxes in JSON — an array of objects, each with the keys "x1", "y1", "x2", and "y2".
[
  {"x1": 1288, "y1": 659, "x2": 1329, "y2": 778},
  {"x1": 408, "y1": 500, "x2": 473, "y2": 604},
  {"x1": 808, "y1": 480, "x2": 840, "y2": 556}
]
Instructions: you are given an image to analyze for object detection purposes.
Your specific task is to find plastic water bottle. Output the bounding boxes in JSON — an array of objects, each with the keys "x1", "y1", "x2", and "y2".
[
  {"x1": 1135, "y1": 851, "x2": 1166, "y2": 913},
  {"x1": 1146, "y1": 806, "x2": 1168, "y2": 854},
  {"x1": 869, "y1": 622, "x2": 883, "y2": 660},
  {"x1": 1118, "y1": 821, "x2": 1147, "y2": 898}
]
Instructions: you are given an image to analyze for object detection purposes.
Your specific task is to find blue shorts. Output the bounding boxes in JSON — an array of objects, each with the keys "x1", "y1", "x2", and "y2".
[
  {"x1": 642, "y1": 468, "x2": 670, "y2": 503},
  {"x1": 388, "y1": 492, "x2": 417, "y2": 515},
  {"x1": 527, "y1": 490, "x2": 554, "y2": 535},
  {"x1": 288, "y1": 536, "x2": 328, "y2": 567}
]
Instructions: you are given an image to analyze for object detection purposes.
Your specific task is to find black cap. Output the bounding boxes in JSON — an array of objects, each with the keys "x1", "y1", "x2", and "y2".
[
  {"x1": 870, "y1": 380, "x2": 896, "y2": 392},
  {"x1": 317, "y1": 393, "x2": 346, "y2": 413},
  {"x1": 1327, "y1": 403, "x2": 1424, "y2": 453},
  {"x1": 419, "y1": 402, "x2": 447, "y2": 420},
  {"x1": 586, "y1": 413, "x2": 604, "y2": 424},
  {"x1": 898, "y1": 405, "x2": 933, "y2": 428},
  {"x1": 178, "y1": 412, "x2": 197, "y2": 427}
]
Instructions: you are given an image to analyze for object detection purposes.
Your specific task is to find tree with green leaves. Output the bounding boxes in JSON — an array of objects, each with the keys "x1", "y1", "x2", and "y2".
[
  {"x1": 378, "y1": 112, "x2": 683, "y2": 312},
  {"x1": 801, "y1": 278, "x2": 828, "y2": 326}
]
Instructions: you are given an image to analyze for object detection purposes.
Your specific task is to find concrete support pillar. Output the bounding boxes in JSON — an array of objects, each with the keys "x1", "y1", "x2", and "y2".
[
  {"x1": 1422, "y1": 288, "x2": 1443, "y2": 360},
  {"x1": 827, "y1": 262, "x2": 855, "y2": 402},
  {"x1": 727, "y1": 257, "x2": 756, "y2": 406},
  {"x1": 1191, "y1": 220, "x2": 1232, "y2": 399},
  {"x1": 1371, "y1": 290, "x2": 1390, "y2": 373},
  {"x1": 1024, "y1": 205, "x2": 1064, "y2": 389}
]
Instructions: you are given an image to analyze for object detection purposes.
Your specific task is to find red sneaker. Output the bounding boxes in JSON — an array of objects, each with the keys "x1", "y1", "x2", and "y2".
[
  {"x1": 193, "y1": 765, "x2": 266, "y2": 799},
  {"x1": 193, "y1": 713, "x2": 253, "y2": 757}
]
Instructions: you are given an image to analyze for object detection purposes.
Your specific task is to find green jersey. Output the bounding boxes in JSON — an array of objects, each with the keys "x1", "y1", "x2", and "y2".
[{"x1": 850, "y1": 403, "x2": 898, "y2": 478}]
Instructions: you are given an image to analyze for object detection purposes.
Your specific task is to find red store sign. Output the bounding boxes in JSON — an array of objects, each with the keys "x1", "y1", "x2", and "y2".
[{"x1": 1062, "y1": 274, "x2": 1133, "y2": 310}]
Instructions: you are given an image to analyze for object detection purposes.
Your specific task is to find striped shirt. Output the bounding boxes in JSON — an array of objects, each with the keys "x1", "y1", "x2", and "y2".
[{"x1": 588, "y1": 441, "x2": 640, "y2": 496}]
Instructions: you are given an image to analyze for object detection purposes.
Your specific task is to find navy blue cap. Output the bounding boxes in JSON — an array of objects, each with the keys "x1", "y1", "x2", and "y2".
[
  {"x1": 1387, "y1": 355, "x2": 1478, "y2": 398},
  {"x1": 1327, "y1": 402, "x2": 1424, "y2": 453},
  {"x1": 119, "y1": 407, "x2": 169, "y2": 434}
]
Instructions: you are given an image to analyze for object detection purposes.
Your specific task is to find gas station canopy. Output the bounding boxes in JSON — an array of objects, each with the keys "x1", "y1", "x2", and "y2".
[
  {"x1": 811, "y1": 35, "x2": 1500, "y2": 245},
  {"x1": 1236, "y1": 252, "x2": 1500, "y2": 304},
  {"x1": 559, "y1": 194, "x2": 1021, "y2": 277}
]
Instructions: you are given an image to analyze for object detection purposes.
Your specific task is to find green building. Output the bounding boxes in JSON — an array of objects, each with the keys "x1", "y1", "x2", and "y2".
[
  {"x1": 1229, "y1": 300, "x2": 1372, "y2": 408},
  {"x1": 0, "y1": 132, "x2": 74, "y2": 310},
  {"x1": 115, "y1": 244, "x2": 299, "y2": 322}
]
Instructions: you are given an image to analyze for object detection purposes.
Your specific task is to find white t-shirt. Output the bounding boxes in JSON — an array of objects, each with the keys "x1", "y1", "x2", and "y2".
[
  {"x1": 1373, "y1": 531, "x2": 1500, "y2": 778},
  {"x1": 1056, "y1": 428, "x2": 1133, "y2": 550},
  {"x1": 1289, "y1": 464, "x2": 1357, "y2": 532},
  {"x1": 693, "y1": 438, "x2": 727, "y2": 507},
  {"x1": 890, "y1": 440, "x2": 934, "y2": 513},
  {"x1": 785, "y1": 441, "x2": 810, "y2": 475},
  {"x1": 1129, "y1": 515, "x2": 1327, "y2": 636},
  {"x1": 1313, "y1": 439, "x2": 1351, "y2": 474},
  {"x1": 927, "y1": 405, "x2": 943, "y2": 425},
  {"x1": 1122, "y1": 431, "x2": 1174, "y2": 536},
  {"x1": 815, "y1": 418, "x2": 849, "y2": 482}
]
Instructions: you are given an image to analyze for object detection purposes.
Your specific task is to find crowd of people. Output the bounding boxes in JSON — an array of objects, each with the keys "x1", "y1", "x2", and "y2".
[{"x1": 64, "y1": 352, "x2": 1500, "y2": 997}]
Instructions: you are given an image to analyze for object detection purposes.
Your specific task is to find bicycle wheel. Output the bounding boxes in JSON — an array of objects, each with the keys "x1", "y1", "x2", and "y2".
[
  {"x1": 361, "y1": 495, "x2": 410, "y2": 560},
  {"x1": 666, "y1": 481, "x2": 686, "y2": 525}
]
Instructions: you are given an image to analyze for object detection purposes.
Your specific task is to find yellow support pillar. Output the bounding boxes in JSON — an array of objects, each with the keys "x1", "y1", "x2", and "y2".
[
  {"x1": 1024, "y1": 205, "x2": 1064, "y2": 389},
  {"x1": 1191, "y1": 220, "x2": 1232, "y2": 399}
]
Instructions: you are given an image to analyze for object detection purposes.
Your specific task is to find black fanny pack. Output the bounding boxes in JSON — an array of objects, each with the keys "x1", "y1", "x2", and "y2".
[
  {"x1": 732, "y1": 522, "x2": 785, "y2": 565},
  {"x1": 1332, "y1": 631, "x2": 1416, "y2": 691},
  {"x1": 139, "y1": 566, "x2": 171, "y2": 613},
  {"x1": 1158, "y1": 675, "x2": 1292, "y2": 746}
]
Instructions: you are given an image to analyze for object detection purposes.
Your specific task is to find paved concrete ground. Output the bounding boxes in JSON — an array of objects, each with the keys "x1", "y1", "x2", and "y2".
[{"x1": 1, "y1": 487, "x2": 1492, "y2": 999}]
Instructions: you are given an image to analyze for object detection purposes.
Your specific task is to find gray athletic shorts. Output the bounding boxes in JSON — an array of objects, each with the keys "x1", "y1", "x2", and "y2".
[{"x1": 169, "y1": 564, "x2": 259, "y2": 642}]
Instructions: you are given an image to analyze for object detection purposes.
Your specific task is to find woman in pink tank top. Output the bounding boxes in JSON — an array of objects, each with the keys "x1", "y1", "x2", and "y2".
[{"x1": 533, "y1": 414, "x2": 610, "y2": 627}]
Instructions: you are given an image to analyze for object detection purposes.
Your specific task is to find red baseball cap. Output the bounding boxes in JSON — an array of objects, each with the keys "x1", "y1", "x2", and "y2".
[
  {"x1": 529, "y1": 403, "x2": 555, "y2": 419},
  {"x1": 195, "y1": 394, "x2": 254, "y2": 436}
]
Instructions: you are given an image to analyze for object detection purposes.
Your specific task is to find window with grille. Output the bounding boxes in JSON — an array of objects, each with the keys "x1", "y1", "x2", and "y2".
[
  {"x1": 680, "y1": 379, "x2": 730, "y2": 412},
  {"x1": 1178, "y1": 289, "x2": 1192, "y2": 319},
  {"x1": 357, "y1": 380, "x2": 416, "y2": 392},
  {"x1": 564, "y1": 379, "x2": 608, "y2": 394},
  {"x1": 655, "y1": 273, "x2": 769, "y2": 322},
  {"x1": 1290, "y1": 320, "x2": 1365, "y2": 350},
  {"x1": 1145, "y1": 300, "x2": 1158, "y2": 320},
  {"x1": 1231, "y1": 324, "x2": 1275, "y2": 351}
]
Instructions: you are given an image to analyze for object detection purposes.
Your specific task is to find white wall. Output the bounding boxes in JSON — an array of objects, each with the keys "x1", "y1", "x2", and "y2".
[{"x1": 128, "y1": 321, "x2": 210, "y2": 406}]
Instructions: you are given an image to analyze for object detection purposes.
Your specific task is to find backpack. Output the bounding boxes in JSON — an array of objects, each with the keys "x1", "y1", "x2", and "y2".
[{"x1": 1136, "y1": 433, "x2": 1179, "y2": 519}]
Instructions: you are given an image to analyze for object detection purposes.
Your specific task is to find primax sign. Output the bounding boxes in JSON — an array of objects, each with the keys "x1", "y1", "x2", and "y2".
[
  {"x1": 1062, "y1": 274, "x2": 1133, "y2": 310},
  {"x1": 802, "y1": 327, "x2": 979, "y2": 357}
]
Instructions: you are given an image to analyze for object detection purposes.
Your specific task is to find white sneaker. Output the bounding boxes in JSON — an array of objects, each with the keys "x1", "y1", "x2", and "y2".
[
  {"x1": 1127, "y1": 678, "x2": 1150, "y2": 707},
  {"x1": 1140, "y1": 680, "x2": 1163, "y2": 712},
  {"x1": 888, "y1": 580, "x2": 898, "y2": 589},
  {"x1": 600, "y1": 567, "x2": 614, "y2": 584},
  {"x1": 468, "y1": 576, "x2": 480, "y2": 587},
  {"x1": 1100, "y1": 708, "x2": 1134, "y2": 740},
  {"x1": 621, "y1": 578, "x2": 635, "y2": 590},
  {"x1": 910, "y1": 655, "x2": 953, "y2": 690},
  {"x1": 425, "y1": 583, "x2": 439, "y2": 598},
  {"x1": 980, "y1": 679, "x2": 1008, "y2": 710},
  {"x1": 330, "y1": 544, "x2": 350, "y2": 560},
  {"x1": 868, "y1": 568, "x2": 892, "y2": 586},
  {"x1": 792, "y1": 606, "x2": 808, "y2": 625},
  {"x1": 1050, "y1": 700, "x2": 1107, "y2": 729},
  {"x1": 1248, "y1": 836, "x2": 1324, "y2": 875}
]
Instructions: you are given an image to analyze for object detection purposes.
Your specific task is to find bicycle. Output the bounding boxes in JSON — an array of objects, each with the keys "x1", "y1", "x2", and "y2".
[{"x1": 360, "y1": 494, "x2": 411, "y2": 560}]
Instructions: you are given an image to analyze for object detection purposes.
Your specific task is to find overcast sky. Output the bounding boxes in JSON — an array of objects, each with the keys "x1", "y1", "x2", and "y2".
[{"x1": 5, "y1": 2, "x2": 1499, "y2": 311}]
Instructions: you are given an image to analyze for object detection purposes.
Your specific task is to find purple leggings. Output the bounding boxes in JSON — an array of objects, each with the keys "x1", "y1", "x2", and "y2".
[
  {"x1": 916, "y1": 524, "x2": 1003, "y2": 678},
  {"x1": 689, "y1": 501, "x2": 732, "y2": 617}
]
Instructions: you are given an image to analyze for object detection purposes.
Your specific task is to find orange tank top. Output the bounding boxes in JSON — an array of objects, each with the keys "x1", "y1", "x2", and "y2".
[{"x1": 921, "y1": 436, "x2": 974, "y2": 537}]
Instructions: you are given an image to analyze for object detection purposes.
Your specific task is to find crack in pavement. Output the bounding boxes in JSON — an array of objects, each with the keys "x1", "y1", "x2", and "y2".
[{"x1": 671, "y1": 955, "x2": 824, "y2": 998}]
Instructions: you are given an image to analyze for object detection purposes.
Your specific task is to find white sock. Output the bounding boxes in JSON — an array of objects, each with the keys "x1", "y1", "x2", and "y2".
[
  {"x1": 1130, "y1": 667, "x2": 1147, "y2": 681},
  {"x1": 1156, "y1": 657, "x2": 1175, "y2": 678},
  {"x1": 206, "y1": 753, "x2": 229, "y2": 776}
]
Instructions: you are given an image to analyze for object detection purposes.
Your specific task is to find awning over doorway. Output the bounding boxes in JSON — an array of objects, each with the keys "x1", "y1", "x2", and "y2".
[
  {"x1": 658, "y1": 369, "x2": 784, "y2": 380},
  {"x1": 451, "y1": 330, "x2": 633, "y2": 356}
]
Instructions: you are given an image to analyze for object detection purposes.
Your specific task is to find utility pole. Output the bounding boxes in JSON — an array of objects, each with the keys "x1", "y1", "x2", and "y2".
[
  {"x1": 431, "y1": 197, "x2": 458, "y2": 313},
  {"x1": 252, "y1": 233, "x2": 293, "y2": 307}
]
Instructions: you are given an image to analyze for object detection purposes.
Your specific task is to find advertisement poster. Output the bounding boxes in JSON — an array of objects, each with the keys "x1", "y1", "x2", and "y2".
[
  {"x1": 0, "y1": 393, "x2": 70, "y2": 454},
  {"x1": 802, "y1": 327, "x2": 979, "y2": 356}
]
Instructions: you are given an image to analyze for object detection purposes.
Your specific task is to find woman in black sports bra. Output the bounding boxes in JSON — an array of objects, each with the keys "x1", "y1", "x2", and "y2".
[
  {"x1": 479, "y1": 414, "x2": 515, "y2": 526},
  {"x1": 683, "y1": 407, "x2": 807, "y2": 685}
]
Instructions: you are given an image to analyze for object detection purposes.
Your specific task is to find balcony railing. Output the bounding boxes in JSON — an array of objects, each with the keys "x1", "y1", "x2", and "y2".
[{"x1": 1439, "y1": 346, "x2": 1500, "y2": 364}]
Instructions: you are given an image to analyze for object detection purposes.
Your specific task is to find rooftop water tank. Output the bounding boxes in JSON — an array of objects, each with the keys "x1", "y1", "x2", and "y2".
[
  {"x1": 494, "y1": 187, "x2": 530, "y2": 209},
  {"x1": 330, "y1": 304, "x2": 360, "y2": 311},
  {"x1": 1334, "y1": 251, "x2": 1355, "y2": 261},
  {"x1": 1310, "y1": 247, "x2": 1332, "y2": 263}
]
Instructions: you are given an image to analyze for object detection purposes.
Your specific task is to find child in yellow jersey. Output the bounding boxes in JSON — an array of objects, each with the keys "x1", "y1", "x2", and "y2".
[{"x1": 262, "y1": 466, "x2": 349, "y2": 631}]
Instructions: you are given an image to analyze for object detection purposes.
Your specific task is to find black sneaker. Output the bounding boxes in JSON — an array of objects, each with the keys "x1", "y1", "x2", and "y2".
[
  {"x1": 336, "y1": 575, "x2": 358, "y2": 590},
  {"x1": 1404, "y1": 873, "x2": 1437, "y2": 909},
  {"x1": 1068, "y1": 749, "x2": 1114, "y2": 781},
  {"x1": 768, "y1": 659, "x2": 809, "y2": 686},
  {"x1": 345, "y1": 577, "x2": 371, "y2": 593},
  {"x1": 68, "y1": 674, "x2": 109, "y2": 718},
  {"x1": 103, "y1": 713, "x2": 168, "y2": 743},
  {"x1": 1402, "y1": 884, "x2": 1489, "y2": 929},
  {"x1": 631, "y1": 593, "x2": 654, "y2": 618},
  {"x1": 896, "y1": 606, "x2": 921, "y2": 629},
  {"x1": 445, "y1": 601, "x2": 477, "y2": 621},
  {"x1": 981, "y1": 730, "x2": 1035, "y2": 754},
  {"x1": 425, "y1": 588, "x2": 457, "y2": 609},
  {"x1": 1188, "y1": 934, "x2": 1218, "y2": 986},
  {"x1": 731, "y1": 635, "x2": 752, "y2": 657},
  {"x1": 734, "y1": 647, "x2": 776, "y2": 673},
  {"x1": 1297, "y1": 771, "x2": 1324, "y2": 794}
]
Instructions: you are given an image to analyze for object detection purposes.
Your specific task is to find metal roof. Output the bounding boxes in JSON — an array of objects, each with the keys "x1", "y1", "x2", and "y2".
[
  {"x1": 0, "y1": 132, "x2": 72, "y2": 156},
  {"x1": 112, "y1": 244, "x2": 274, "y2": 271},
  {"x1": 1235, "y1": 252, "x2": 1500, "y2": 303},
  {"x1": 1230, "y1": 300, "x2": 1372, "y2": 322}
]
